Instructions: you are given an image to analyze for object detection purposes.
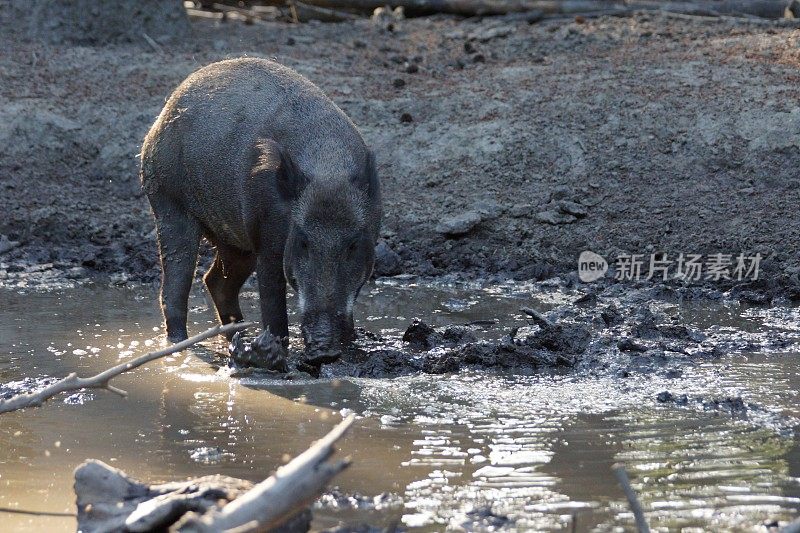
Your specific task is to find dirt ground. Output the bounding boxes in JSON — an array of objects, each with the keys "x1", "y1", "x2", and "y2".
[{"x1": 2, "y1": 8, "x2": 800, "y2": 297}]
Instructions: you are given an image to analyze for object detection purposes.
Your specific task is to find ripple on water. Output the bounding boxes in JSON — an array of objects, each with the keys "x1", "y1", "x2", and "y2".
[{"x1": 1, "y1": 283, "x2": 799, "y2": 531}]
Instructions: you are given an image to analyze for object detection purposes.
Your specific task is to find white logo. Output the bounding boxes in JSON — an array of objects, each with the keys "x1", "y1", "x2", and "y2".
[{"x1": 578, "y1": 251, "x2": 608, "y2": 282}]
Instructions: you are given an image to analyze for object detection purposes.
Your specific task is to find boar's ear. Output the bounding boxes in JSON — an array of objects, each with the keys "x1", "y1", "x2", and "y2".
[
  {"x1": 276, "y1": 147, "x2": 308, "y2": 201},
  {"x1": 351, "y1": 150, "x2": 379, "y2": 200},
  {"x1": 252, "y1": 138, "x2": 308, "y2": 201}
]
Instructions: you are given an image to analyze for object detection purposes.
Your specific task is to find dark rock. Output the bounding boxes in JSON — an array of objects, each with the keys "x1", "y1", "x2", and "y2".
[
  {"x1": 463, "y1": 506, "x2": 510, "y2": 530},
  {"x1": 557, "y1": 200, "x2": 588, "y2": 218},
  {"x1": 656, "y1": 391, "x2": 674, "y2": 402},
  {"x1": 522, "y1": 307, "x2": 591, "y2": 355},
  {"x1": 549, "y1": 185, "x2": 572, "y2": 202},
  {"x1": 422, "y1": 352, "x2": 461, "y2": 374},
  {"x1": 474, "y1": 199, "x2": 503, "y2": 219},
  {"x1": 658, "y1": 324, "x2": 704, "y2": 342},
  {"x1": 0, "y1": 235, "x2": 20, "y2": 255},
  {"x1": 515, "y1": 263, "x2": 553, "y2": 281},
  {"x1": 526, "y1": 321, "x2": 591, "y2": 355},
  {"x1": 536, "y1": 210, "x2": 576, "y2": 225},
  {"x1": 656, "y1": 391, "x2": 689, "y2": 405},
  {"x1": 436, "y1": 211, "x2": 482, "y2": 237},
  {"x1": 631, "y1": 308, "x2": 661, "y2": 338},
  {"x1": 509, "y1": 204, "x2": 532, "y2": 218},
  {"x1": 442, "y1": 325, "x2": 477, "y2": 345},
  {"x1": 392, "y1": 78, "x2": 406, "y2": 88},
  {"x1": 618, "y1": 337, "x2": 648, "y2": 352},
  {"x1": 373, "y1": 241, "x2": 402, "y2": 276},
  {"x1": 405, "y1": 63, "x2": 418, "y2": 73},
  {"x1": 704, "y1": 396, "x2": 747, "y2": 413},
  {"x1": 400, "y1": 112, "x2": 413, "y2": 123},
  {"x1": 574, "y1": 292, "x2": 597, "y2": 307},
  {"x1": 402, "y1": 319, "x2": 442, "y2": 350}
]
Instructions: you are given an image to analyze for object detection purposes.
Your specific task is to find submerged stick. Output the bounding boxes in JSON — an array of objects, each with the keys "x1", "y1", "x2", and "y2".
[
  {"x1": 0, "y1": 322, "x2": 254, "y2": 414},
  {"x1": 0, "y1": 507, "x2": 75, "y2": 518},
  {"x1": 177, "y1": 415, "x2": 355, "y2": 532},
  {"x1": 612, "y1": 464, "x2": 650, "y2": 533}
]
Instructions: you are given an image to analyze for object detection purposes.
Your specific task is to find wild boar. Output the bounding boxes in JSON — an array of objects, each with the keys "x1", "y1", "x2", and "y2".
[{"x1": 140, "y1": 58, "x2": 381, "y2": 365}]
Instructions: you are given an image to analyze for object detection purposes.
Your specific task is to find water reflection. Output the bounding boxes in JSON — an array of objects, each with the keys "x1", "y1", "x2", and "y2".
[{"x1": 0, "y1": 282, "x2": 798, "y2": 531}]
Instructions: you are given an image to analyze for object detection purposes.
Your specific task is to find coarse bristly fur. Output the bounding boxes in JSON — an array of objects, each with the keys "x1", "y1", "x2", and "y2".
[{"x1": 140, "y1": 58, "x2": 381, "y2": 361}]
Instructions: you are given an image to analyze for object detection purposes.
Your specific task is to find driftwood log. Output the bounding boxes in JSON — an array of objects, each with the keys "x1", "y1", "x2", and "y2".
[
  {"x1": 75, "y1": 416, "x2": 354, "y2": 533},
  {"x1": 0, "y1": 322, "x2": 254, "y2": 414},
  {"x1": 212, "y1": 0, "x2": 798, "y2": 19}
]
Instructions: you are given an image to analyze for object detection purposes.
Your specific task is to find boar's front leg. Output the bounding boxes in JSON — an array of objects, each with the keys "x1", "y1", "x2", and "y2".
[
  {"x1": 256, "y1": 253, "x2": 289, "y2": 341},
  {"x1": 150, "y1": 194, "x2": 202, "y2": 343},
  {"x1": 204, "y1": 241, "x2": 256, "y2": 339}
]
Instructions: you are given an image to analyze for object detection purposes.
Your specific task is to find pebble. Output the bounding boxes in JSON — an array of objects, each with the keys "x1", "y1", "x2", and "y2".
[
  {"x1": 535, "y1": 210, "x2": 576, "y2": 225},
  {"x1": 558, "y1": 200, "x2": 588, "y2": 218},
  {"x1": 374, "y1": 241, "x2": 403, "y2": 276},
  {"x1": 435, "y1": 211, "x2": 482, "y2": 237}
]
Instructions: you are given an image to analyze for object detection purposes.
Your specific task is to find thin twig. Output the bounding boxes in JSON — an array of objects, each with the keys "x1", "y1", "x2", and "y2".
[
  {"x1": 520, "y1": 306, "x2": 553, "y2": 328},
  {"x1": 0, "y1": 507, "x2": 76, "y2": 518},
  {"x1": 141, "y1": 32, "x2": 164, "y2": 54},
  {"x1": 289, "y1": 0, "x2": 360, "y2": 21},
  {"x1": 464, "y1": 319, "x2": 498, "y2": 326},
  {"x1": 0, "y1": 322, "x2": 254, "y2": 414},
  {"x1": 612, "y1": 464, "x2": 650, "y2": 533}
]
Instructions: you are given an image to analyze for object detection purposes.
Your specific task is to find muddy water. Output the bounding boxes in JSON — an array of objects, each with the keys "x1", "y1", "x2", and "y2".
[{"x1": 0, "y1": 280, "x2": 798, "y2": 532}]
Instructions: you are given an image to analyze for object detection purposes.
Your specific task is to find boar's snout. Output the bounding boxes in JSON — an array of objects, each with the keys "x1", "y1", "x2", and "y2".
[{"x1": 300, "y1": 309, "x2": 355, "y2": 365}]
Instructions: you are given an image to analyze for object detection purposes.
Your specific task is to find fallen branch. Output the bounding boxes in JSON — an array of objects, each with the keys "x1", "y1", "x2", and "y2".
[
  {"x1": 635, "y1": 0, "x2": 791, "y2": 19},
  {"x1": 289, "y1": 0, "x2": 360, "y2": 21},
  {"x1": 0, "y1": 507, "x2": 75, "y2": 518},
  {"x1": 291, "y1": 0, "x2": 795, "y2": 18},
  {"x1": 141, "y1": 32, "x2": 164, "y2": 54},
  {"x1": 0, "y1": 321, "x2": 254, "y2": 414},
  {"x1": 74, "y1": 417, "x2": 354, "y2": 531},
  {"x1": 175, "y1": 415, "x2": 354, "y2": 531},
  {"x1": 299, "y1": 0, "x2": 564, "y2": 16},
  {"x1": 612, "y1": 464, "x2": 650, "y2": 533}
]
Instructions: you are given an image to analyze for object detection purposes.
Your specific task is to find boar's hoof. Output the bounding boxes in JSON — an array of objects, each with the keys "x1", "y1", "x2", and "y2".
[
  {"x1": 302, "y1": 346, "x2": 342, "y2": 367},
  {"x1": 228, "y1": 330, "x2": 289, "y2": 372},
  {"x1": 295, "y1": 360, "x2": 322, "y2": 378},
  {"x1": 167, "y1": 330, "x2": 189, "y2": 344}
]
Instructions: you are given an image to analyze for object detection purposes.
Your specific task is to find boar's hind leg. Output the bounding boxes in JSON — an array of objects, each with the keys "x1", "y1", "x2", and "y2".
[
  {"x1": 256, "y1": 255, "x2": 289, "y2": 340},
  {"x1": 151, "y1": 195, "x2": 202, "y2": 343},
  {"x1": 204, "y1": 242, "x2": 256, "y2": 338}
]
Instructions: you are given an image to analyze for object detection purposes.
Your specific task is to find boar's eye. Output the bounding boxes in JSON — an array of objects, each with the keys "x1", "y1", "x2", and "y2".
[{"x1": 345, "y1": 237, "x2": 359, "y2": 258}]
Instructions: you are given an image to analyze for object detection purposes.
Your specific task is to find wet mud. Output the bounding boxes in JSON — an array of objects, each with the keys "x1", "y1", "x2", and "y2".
[{"x1": 227, "y1": 280, "x2": 797, "y2": 390}]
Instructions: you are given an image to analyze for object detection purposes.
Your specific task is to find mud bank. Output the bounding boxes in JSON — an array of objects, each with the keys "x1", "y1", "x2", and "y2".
[{"x1": 2, "y1": 10, "x2": 800, "y2": 297}]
